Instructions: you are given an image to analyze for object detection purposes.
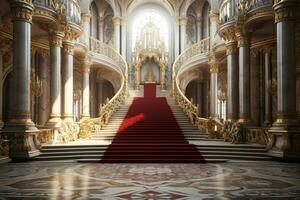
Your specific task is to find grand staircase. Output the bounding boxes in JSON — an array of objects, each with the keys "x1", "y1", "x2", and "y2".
[{"x1": 35, "y1": 86, "x2": 272, "y2": 162}]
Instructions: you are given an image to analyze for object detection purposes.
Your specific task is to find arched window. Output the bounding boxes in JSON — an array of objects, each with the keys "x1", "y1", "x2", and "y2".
[
  {"x1": 186, "y1": 7, "x2": 197, "y2": 47},
  {"x1": 131, "y1": 9, "x2": 169, "y2": 52},
  {"x1": 90, "y1": 2, "x2": 99, "y2": 39},
  {"x1": 202, "y1": 1, "x2": 210, "y2": 39}
]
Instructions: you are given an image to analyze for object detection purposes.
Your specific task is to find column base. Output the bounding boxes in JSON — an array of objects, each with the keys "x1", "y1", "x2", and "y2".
[
  {"x1": 80, "y1": 115, "x2": 90, "y2": 120},
  {"x1": 226, "y1": 118, "x2": 238, "y2": 123},
  {"x1": 62, "y1": 114, "x2": 74, "y2": 122},
  {"x1": 238, "y1": 118, "x2": 251, "y2": 125},
  {"x1": 45, "y1": 116, "x2": 61, "y2": 128},
  {"x1": 3, "y1": 124, "x2": 40, "y2": 161},
  {"x1": 268, "y1": 123, "x2": 300, "y2": 161}
]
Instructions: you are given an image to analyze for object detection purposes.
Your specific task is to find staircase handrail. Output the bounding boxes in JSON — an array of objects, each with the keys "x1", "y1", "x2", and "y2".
[
  {"x1": 89, "y1": 37, "x2": 128, "y2": 126},
  {"x1": 172, "y1": 37, "x2": 223, "y2": 138}
]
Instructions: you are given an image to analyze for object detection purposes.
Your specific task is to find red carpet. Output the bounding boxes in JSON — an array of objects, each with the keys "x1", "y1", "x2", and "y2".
[
  {"x1": 143, "y1": 83, "x2": 156, "y2": 98},
  {"x1": 100, "y1": 84, "x2": 205, "y2": 163}
]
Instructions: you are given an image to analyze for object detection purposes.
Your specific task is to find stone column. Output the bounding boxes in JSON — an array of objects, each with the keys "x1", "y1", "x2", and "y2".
[
  {"x1": 97, "y1": 80, "x2": 103, "y2": 116},
  {"x1": 197, "y1": 79, "x2": 203, "y2": 116},
  {"x1": 174, "y1": 18, "x2": 180, "y2": 58},
  {"x1": 4, "y1": 0, "x2": 40, "y2": 160},
  {"x1": 209, "y1": 58, "x2": 219, "y2": 118},
  {"x1": 62, "y1": 35, "x2": 75, "y2": 121},
  {"x1": 196, "y1": 17, "x2": 202, "y2": 42},
  {"x1": 236, "y1": 33, "x2": 250, "y2": 124},
  {"x1": 98, "y1": 17, "x2": 104, "y2": 42},
  {"x1": 46, "y1": 30, "x2": 64, "y2": 127},
  {"x1": 90, "y1": 71, "x2": 97, "y2": 118},
  {"x1": 250, "y1": 49, "x2": 260, "y2": 126},
  {"x1": 226, "y1": 41, "x2": 239, "y2": 122},
  {"x1": 209, "y1": 12, "x2": 219, "y2": 49},
  {"x1": 81, "y1": 59, "x2": 91, "y2": 118},
  {"x1": 180, "y1": 17, "x2": 188, "y2": 53},
  {"x1": 113, "y1": 17, "x2": 121, "y2": 54},
  {"x1": 121, "y1": 18, "x2": 127, "y2": 58},
  {"x1": 268, "y1": 0, "x2": 300, "y2": 160},
  {"x1": 0, "y1": 50, "x2": 4, "y2": 128},
  {"x1": 264, "y1": 47, "x2": 272, "y2": 125},
  {"x1": 81, "y1": 11, "x2": 91, "y2": 47},
  {"x1": 37, "y1": 52, "x2": 49, "y2": 126},
  {"x1": 135, "y1": 65, "x2": 141, "y2": 90}
]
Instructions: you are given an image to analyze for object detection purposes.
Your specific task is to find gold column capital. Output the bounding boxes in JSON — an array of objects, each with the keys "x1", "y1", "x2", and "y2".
[
  {"x1": 225, "y1": 41, "x2": 237, "y2": 55},
  {"x1": 10, "y1": 0, "x2": 34, "y2": 23},
  {"x1": 236, "y1": 34, "x2": 248, "y2": 48},
  {"x1": 112, "y1": 17, "x2": 122, "y2": 25},
  {"x1": 63, "y1": 41, "x2": 74, "y2": 55},
  {"x1": 179, "y1": 17, "x2": 188, "y2": 25},
  {"x1": 273, "y1": 0, "x2": 298, "y2": 23},
  {"x1": 120, "y1": 18, "x2": 127, "y2": 25},
  {"x1": 219, "y1": 25, "x2": 236, "y2": 42},
  {"x1": 81, "y1": 11, "x2": 92, "y2": 22},
  {"x1": 263, "y1": 46, "x2": 272, "y2": 54},
  {"x1": 209, "y1": 11, "x2": 219, "y2": 22},
  {"x1": 64, "y1": 26, "x2": 78, "y2": 41},
  {"x1": 49, "y1": 31, "x2": 64, "y2": 47},
  {"x1": 209, "y1": 64, "x2": 219, "y2": 73}
]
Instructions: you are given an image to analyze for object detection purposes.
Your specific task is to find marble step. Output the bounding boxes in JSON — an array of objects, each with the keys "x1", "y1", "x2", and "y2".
[
  {"x1": 41, "y1": 143, "x2": 266, "y2": 149},
  {"x1": 39, "y1": 150, "x2": 268, "y2": 158},
  {"x1": 77, "y1": 158, "x2": 228, "y2": 163},
  {"x1": 35, "y1": 153, "x2": 271, "y2": 162}
]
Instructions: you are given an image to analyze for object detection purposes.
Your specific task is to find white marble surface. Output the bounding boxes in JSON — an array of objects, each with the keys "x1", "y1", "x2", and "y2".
[{"x1": 0, "y1": 161, "x2": 299, "y2": 199}]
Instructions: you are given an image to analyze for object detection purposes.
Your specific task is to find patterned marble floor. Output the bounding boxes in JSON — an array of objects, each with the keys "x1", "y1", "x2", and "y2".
[{"x1": 0, "y1": 161, "x2": 299, "y2": 199}]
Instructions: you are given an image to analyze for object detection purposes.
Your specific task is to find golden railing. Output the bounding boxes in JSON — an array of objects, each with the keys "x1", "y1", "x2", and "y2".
[{"x1": 172, "y1": 38, "x2": 222, "y2": 138}]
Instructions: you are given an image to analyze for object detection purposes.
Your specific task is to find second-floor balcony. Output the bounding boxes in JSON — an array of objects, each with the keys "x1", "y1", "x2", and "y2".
[
  {"x1": 219, "y1": 0, "x2": 273, "y2": 27},
  {"x1": 33, "y1": 0, "x2": 81, "y2": 25}
]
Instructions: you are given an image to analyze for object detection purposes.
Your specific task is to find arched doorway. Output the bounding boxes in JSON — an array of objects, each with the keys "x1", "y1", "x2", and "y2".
[{"x1": 134, "y1": 55, "x2": 166, "y2": 90}]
